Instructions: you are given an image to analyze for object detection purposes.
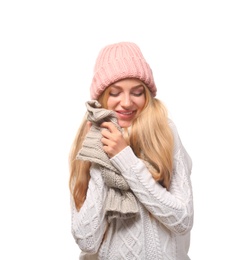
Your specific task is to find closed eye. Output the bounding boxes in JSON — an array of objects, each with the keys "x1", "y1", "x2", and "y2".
[
  {"x1": 132, "y1": 92, "x2": 144, "y2": 97},
  {"x1": 109, "y1": 92, "x2": 120, "y2": 97}
]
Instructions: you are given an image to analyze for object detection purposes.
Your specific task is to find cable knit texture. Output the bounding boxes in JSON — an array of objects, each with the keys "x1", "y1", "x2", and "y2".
[
  {"x1": 76, "y1": 100, "x2": 139, "y2": 220},
  {"x1": 71, "y1": 119, "x2": 193, "y2": 260}
]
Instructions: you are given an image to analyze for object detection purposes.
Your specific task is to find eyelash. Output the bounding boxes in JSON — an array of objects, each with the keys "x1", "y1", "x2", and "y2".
[
  {"x1": 109, "y1": 93, "x2": 119, "y2": 97},
  {"x1": 109, "y1": 92, "x2": 144, "y2": 97},
  {"x1": 133, "y1": 92, "x2": 144, "y2": 97}
]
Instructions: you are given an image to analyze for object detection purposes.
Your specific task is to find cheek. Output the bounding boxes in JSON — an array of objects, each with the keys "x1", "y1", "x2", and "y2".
[
  {"x1": 106, "y1": 98, "x2": 115, "y2": 110},
  {"x1": 107, "y1": 96, "x2": 122, "y2": 109},
  {"x1": 137, "y1": 97, "x2": 146, "y2": 110}
]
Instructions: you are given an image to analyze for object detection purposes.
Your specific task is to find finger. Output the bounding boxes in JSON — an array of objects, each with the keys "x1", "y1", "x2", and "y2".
[
  {"x1": 86, "y1": 121, "x2": 92, "y2": 132},
  {"x1": 100, "y1": 121, "x2": 118, "y2": 133},
  {"x1": 86, "y1": 121, "x2": 92, "y2": 128},
  {"x1": 101, "y1": 136, "x2": 112, "y2": 146},
  {"x1": 101, "y1": 129, "x2": 112, "y2": 139},
  {"x1": 101, "y1": 137, "x2": 118, "y2": 158},
  {"x1": 101, "y1": 127, "x2": 123, "y2": 142}
]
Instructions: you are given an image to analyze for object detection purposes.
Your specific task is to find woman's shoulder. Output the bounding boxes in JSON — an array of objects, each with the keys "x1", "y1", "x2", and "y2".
[
  {"x1": 167, "y1": 118, "x2": 192, "y2": 171},
  {"x1": 167, "y1": 118, "x2": 178, "y2": 136}
]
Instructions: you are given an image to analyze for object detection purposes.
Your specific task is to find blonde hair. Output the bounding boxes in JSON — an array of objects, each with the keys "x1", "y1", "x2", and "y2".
[{"x1": 69, "y1": 84, "x2": 173, "y2": 210}]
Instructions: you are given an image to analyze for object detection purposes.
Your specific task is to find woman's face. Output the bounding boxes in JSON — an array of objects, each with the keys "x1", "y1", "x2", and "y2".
[{"x1": 107, "y1": 78, "x2": 146, "y2": 128}]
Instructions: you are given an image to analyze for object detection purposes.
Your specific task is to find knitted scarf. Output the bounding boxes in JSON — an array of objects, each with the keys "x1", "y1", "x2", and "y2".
[{"x1": 76, "y1": 100, "x2": 139, "y2": 221}]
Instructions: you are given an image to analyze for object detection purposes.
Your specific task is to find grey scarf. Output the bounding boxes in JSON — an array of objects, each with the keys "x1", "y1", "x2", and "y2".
[{"x1": 77, "y1": 100, "x2": 139, "y2": 221}]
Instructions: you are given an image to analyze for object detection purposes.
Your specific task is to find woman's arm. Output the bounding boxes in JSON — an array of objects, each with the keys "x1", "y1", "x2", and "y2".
[
  {"x1": 110, "y1": 121, "x2": 193, "y2": 235},
  {"x1": 71, "y1": 164, "x2": 108, "y2": 253}
]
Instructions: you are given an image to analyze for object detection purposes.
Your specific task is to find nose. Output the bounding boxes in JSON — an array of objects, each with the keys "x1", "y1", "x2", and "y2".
[{"x1": 120, "y1": 93, "x2": 132, "y2": 108}]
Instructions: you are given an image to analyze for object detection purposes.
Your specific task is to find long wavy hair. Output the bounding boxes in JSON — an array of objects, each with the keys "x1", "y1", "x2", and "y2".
[{"x1": 69, "y1": 84, "x2": 174, "y2": 211}]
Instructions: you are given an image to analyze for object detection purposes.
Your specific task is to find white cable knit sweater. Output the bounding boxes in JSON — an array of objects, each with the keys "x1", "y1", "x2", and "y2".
[{"x1": 71, "y1": 120, "x2": 193, "y2": 260}]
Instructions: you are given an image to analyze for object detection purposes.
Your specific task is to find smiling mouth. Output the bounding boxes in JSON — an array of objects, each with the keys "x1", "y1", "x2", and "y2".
[
  {"x1": 117, "y1": 111, "x2": 135, "y2": 115},
  {"x1": 116, "y1": 110, "x2": 136, "y2": 119}
]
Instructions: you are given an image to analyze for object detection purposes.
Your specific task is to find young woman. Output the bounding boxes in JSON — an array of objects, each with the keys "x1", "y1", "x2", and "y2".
[{"x1": 69, "y1": 42, "x2": 193, "y2": 260}]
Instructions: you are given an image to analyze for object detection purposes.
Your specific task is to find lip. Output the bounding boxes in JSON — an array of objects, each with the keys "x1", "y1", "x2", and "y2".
[{"x1": 116, "y1": 110, "x2": 136, "y2": 120}]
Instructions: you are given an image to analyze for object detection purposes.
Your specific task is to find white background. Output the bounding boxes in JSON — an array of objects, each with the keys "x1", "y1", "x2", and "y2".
[{"x1": 0, "y1": 1, "x2": 245, "y2": 259}]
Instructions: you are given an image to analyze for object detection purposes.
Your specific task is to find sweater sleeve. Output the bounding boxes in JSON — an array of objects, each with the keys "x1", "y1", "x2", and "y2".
[
  {"x1": 110, "y1": 120, "x2": 193, "y2": 235},
  {"x1": 71, "y1": 164, "x2": 108, "y2": 253}
]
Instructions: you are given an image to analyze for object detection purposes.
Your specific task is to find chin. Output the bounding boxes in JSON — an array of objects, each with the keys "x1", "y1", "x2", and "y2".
[{"x1": 118, "y1": 121, "x2": 132, "y2": 128}]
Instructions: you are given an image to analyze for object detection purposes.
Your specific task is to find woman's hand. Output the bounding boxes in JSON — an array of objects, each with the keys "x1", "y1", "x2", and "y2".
[
  {"x1": 100, "y1": 122, "x2": 128, "y2": 158},
  {"x1": 86, "y1": 121, "x2": 92, "y2": 132}
]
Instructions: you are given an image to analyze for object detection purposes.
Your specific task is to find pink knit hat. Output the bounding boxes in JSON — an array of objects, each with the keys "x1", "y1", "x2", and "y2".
[{"x1": 90, "y1": 42, "x2": 157, "y2": 99}]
